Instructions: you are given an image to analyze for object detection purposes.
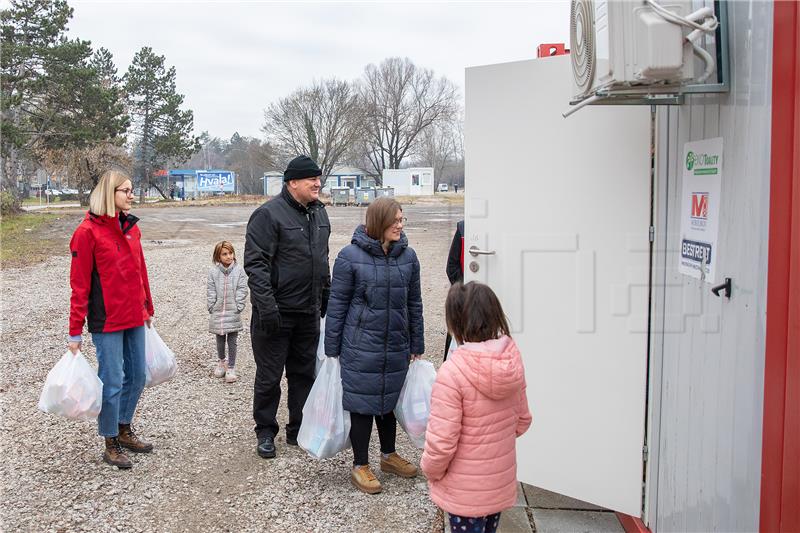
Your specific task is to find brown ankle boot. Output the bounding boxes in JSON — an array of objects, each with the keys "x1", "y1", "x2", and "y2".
[
  {"x1": 380, "y1": 452, "x2": 418, "y2": 478},
  {"x1": 103, "y1": 437, "x2": 132, "y2": 469},
  {"x1": 351, "y1": 465, "x2": 382, "y2": 494},
  {"x1": 118, "y1": 424, "x2": 153, "y2": 453}
]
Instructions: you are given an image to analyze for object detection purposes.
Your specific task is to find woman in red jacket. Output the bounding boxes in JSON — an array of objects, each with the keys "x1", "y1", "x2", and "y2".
[{"x1": 67, "y1": 169, "x2": 155, "y2": 469}]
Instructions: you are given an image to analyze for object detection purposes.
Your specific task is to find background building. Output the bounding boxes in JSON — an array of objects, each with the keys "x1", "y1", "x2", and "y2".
[{"x1": 381, "y1": 167, "x2": 434, "y2": 196}]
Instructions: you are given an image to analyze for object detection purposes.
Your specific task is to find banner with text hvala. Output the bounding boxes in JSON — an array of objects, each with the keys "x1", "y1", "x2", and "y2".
[{"x1": 197, "y1": 171, "x2": 235, "y2": 192}]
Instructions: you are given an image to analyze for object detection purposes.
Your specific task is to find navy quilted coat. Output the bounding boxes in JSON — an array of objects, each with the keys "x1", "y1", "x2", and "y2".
[{"x1": 325, "y1": 225, "x2": 425, "y2": 415}]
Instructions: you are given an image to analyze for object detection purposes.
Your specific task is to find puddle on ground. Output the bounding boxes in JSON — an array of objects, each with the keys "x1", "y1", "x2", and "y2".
[{"x1": 147, "y1": 239, "x2": 194, "y2": 246}]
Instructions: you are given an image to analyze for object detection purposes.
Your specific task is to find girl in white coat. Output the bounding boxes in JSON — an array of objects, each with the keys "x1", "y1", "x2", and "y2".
[{"x1": 207, "y1": 241, "x2": 248, "y2": 382}]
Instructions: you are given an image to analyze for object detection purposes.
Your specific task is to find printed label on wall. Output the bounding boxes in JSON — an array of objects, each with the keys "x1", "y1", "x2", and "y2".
[{"x1": 678, "y1": 137, "x2": 723, "y2": 283}]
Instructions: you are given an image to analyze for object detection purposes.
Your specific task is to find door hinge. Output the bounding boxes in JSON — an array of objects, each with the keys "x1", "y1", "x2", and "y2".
[
  {"x1": 642, "y1": 444, "x2": 649, "y2": 462},
  {"x1": 648, "y1": 226, "x2": 655, "y2": 242}
]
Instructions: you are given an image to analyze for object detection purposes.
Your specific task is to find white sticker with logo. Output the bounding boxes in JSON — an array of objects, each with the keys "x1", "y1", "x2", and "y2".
[{"x1": 678, "y1": 137, "x2": 723, "y2": 283}]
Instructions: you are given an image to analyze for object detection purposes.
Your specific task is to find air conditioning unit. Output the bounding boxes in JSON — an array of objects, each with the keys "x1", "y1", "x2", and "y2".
[{"x1": 571, "y1": 0, "x2": 700, "y2": 100}]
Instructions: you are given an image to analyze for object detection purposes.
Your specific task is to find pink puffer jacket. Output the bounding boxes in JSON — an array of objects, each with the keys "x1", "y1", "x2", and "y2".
[{"x1": 421, "y1": 336, "x2": 532, "y2": 517}]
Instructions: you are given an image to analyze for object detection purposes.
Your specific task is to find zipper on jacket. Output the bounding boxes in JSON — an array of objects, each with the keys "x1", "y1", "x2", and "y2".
[
  {"x1": 381, "y1": 254, "x2": 390, "y2": 413},
  {"x1": 353, "y1": 304, "x2": 367, "y2": 345},
  {"x1": 219, "y1": 271, "x2": 229, "y2": 333},
  {"x1": 306, "y1": 211, "x2": 316, "y2": 312}
]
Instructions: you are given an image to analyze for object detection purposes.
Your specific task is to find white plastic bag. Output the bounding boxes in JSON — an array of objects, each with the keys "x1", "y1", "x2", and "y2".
[
  {"x1": 446, "y1": 339, "x2": 459, "y2": 360},
  {"x1": 298, "y1": 356, "x2": 351, "y2": 459},
  {"x1": 395, "y1": 360, "x2": 437, "y2": 448},
  {"x1": 315, "y1": 317, "x2": 326, "y2": 377},
  {"x1": 38, "y1": 351, "x2": 103, "y2": 420},
  {"x1": 144, "y1": 326, "x2": 177, "y2": 387}
]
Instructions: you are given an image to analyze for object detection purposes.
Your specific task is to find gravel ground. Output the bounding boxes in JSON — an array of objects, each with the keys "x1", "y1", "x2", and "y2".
[{"x1": 0, "y1": 200, "x2": 462, "y2": 533}]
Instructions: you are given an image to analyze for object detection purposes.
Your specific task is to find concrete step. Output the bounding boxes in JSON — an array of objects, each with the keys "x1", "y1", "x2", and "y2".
[
  {"x1": 530, "y1": 509, "x2": 623, "y2": 533},
  {"x1": 440, "y1": 484, "x2": 625, "y2": 533},
  {"x1": 523, "y1": 484, "x2": 624, "y2": 533}
]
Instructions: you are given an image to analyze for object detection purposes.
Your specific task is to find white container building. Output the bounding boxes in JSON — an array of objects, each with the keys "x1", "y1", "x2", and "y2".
[{"x1": 381, "y1": 168, "x2": 434, "y2": 196}]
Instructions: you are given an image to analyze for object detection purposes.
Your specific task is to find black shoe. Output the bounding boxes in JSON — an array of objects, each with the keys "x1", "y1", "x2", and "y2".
[
  {"x1": 286, "y1": 435, "x2": 298, "y2": 446},
  {"x1": 257, "y1": 436, "x2": 276, "y2": 459}
]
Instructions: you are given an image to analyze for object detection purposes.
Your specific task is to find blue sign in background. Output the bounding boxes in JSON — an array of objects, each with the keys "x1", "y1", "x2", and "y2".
[{"x1": 197, "y1": 171, "x2": 235, "y2": 192}]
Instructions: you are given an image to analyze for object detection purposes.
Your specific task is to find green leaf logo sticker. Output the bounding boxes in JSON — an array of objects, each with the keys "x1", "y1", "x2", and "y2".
[{"x1": 686, "y1": 151, "x2": 696, "y2": 171}]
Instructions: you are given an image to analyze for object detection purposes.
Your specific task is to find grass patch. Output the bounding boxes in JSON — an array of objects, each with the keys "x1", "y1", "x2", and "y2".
[
  {"x1": 20, "y1": 196, "x2": 74, "y2": 206},
  {"x1": 1, "y1": 212, "x2": 62, "y2": 268}
]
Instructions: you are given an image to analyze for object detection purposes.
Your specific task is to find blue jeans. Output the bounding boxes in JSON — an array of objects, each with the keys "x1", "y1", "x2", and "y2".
[{"x1": 92, "y1": 326, "x2": 146, "y2": 437}]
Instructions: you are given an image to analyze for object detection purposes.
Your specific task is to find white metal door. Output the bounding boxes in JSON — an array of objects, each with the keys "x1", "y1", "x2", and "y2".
[{"x1": 464, "y1": 56, "x2": 650, "y2": 516}]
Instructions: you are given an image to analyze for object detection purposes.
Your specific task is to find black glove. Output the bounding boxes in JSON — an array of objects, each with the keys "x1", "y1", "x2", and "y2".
[
  {"x1": 320, "y1": 296, "x2": 329, "y2": 319},
  {"x1": 258, "y1": 309, "x2": 282, "y2": 335}
]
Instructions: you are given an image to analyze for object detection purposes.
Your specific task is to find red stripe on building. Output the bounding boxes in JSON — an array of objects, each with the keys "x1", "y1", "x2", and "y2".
[{"x1": 760, "y1": 1, "x2": 800, "y2": 531}]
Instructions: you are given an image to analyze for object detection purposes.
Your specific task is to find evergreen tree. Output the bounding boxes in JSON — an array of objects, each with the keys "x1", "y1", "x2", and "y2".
[
  {"x1": 124, "y1": 46, "x2": 198, "y2": 199},
  {"x1": 0, "y1": 0, "x2": 128, "y2": 211}
]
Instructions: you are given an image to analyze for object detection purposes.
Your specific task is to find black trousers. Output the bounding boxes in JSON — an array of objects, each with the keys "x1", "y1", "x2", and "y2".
[
  {"x1": 251, "y1": 311, "x2": 319, "y2": 440},
  {"x1": 349, "y1": 411, "x2": 397, "y2": 466},
  {"x1": 444, "y1": 332, "x2": 453, "y2": 361}
]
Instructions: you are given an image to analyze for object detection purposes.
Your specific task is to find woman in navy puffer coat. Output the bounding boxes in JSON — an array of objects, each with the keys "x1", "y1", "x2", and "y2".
[{"x1": 325, "y1": 197, "x2": 424, "y2": 494}]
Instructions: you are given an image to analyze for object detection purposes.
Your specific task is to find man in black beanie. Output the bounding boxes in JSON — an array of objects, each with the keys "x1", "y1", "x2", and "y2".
[{"x1": 244, "y1": 155, "x2": 331, "y2": 459}]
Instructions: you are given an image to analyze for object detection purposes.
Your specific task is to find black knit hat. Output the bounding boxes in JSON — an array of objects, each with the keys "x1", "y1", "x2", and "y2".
[{"x1": 284, "y1": 155, "x2": 322, "y2": 181}]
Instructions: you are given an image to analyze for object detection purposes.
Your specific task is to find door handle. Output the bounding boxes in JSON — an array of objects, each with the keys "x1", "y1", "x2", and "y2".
[
  {"x1": 468, "y1": 245, "x2": 496, "y2": 257},
  {"x1": 711, "y1": 277, "x2": 732, "y2": 299}
]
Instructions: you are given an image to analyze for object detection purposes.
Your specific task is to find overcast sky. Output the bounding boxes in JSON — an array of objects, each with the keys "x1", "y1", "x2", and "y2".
[{"x1": 62, "y1": 1, "x2": 570, "y2": 140}]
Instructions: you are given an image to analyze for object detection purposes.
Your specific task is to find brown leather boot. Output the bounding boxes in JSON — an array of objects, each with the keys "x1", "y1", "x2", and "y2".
[
  {"x1": 118, "y1": 424, "x2": 153, "y2": 453},
  {"x1": 380, "y1": 452, "x2": 418, "y2": 478},
  {"x1": 351, "y1": 465, "x2": 382, "y2": 494},
  {"x1": 103, "y1": 437, "x2": 132, "y2": 469}
]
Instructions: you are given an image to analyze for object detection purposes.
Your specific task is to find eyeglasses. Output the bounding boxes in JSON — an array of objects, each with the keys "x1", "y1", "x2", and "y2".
[
  {"x1": 115, "y1": 188, "x2": 134, "y2": 197},
  {"x1": 393, "y1": 216, "x2": 407, "y2": 226}
]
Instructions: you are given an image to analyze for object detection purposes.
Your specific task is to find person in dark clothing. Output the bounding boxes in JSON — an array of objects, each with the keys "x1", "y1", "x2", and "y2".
[
  {"x1": 325, "y1": 197, "x2": 425, "y2": 494},
  {"x1": 243, "y1": 155, "x2": 331, "y2": 459},
  {"x1": 443, "y1": 220, "x2": 464, "y2": 360}
]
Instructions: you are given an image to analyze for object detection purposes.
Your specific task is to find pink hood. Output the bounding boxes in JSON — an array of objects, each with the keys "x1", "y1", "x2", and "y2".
[
  {"x1": 421, "y1": 335, "x2": 532, "y2": 517},
  {"x1": 454, "y1": 336, "x2": 526, "y2": 401}
]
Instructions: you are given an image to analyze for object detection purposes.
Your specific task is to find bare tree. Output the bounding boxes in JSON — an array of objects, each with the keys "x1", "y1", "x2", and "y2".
[
  {"x1": 184, "y1": 131, "x2": 226, "y2": 170},
  {"x1": 42, "y1": 142, "x2": 131, "y2": 205},
  {"x1": 225, "y1": 133, "x2": 275, "y2": 194},
  {"x1": 262, "y1": 78, "x2": 363, "y2": 187},
  {"x1": 359, "y1": 57, "x2": 458, "y2": 180},
  {"x1": 416, "y1": 122, "x2": 459, "y2": 186}
]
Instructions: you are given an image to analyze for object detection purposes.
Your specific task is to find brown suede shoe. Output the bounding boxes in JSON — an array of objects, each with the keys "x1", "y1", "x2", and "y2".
[
  {"x1": 380, "y1": 452, "x2": 418, "y2": 478},
  {"x1": 103, "y1": 437, "x2": 132, "y2": 469},
  {"x1": 118, "y1": 424, "x2": 153, "y2": 453},
  {"x1": 351, "y1": 465, "x2": 382, "y2": 494}
]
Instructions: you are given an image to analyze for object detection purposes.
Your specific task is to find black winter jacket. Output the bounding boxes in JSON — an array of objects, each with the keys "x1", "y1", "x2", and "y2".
[
  {"x1": 324, "y1": 225, "x2": 424, "y2": 415},
  {"x1": 244, "y1": 187, "x2": 331, "y2": 323},
  {"x1": 446, "y1": 220, "x2": 464, "y2": 285}
]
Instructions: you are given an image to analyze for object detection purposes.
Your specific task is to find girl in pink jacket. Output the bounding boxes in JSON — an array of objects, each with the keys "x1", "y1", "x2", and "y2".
[{"x1": 421, "y1": 281, "x2": 532, "y2": 533}]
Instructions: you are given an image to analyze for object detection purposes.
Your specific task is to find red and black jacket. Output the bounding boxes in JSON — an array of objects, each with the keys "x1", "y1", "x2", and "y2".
[{"x1": 69, "y1": 211, "x2": 154, "y2": 337}]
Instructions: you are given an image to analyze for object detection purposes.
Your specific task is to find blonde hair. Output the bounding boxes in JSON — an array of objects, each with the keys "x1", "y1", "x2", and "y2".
[
  {"x1": 212, "y1": 241, "x2": 235, "y2": 264},
  {"x1": 89, "y1": 169, "x2": 131, "y2": 216},
  {"x1": 365, "y1": 197, "x2": 402, "y2": 240}
]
